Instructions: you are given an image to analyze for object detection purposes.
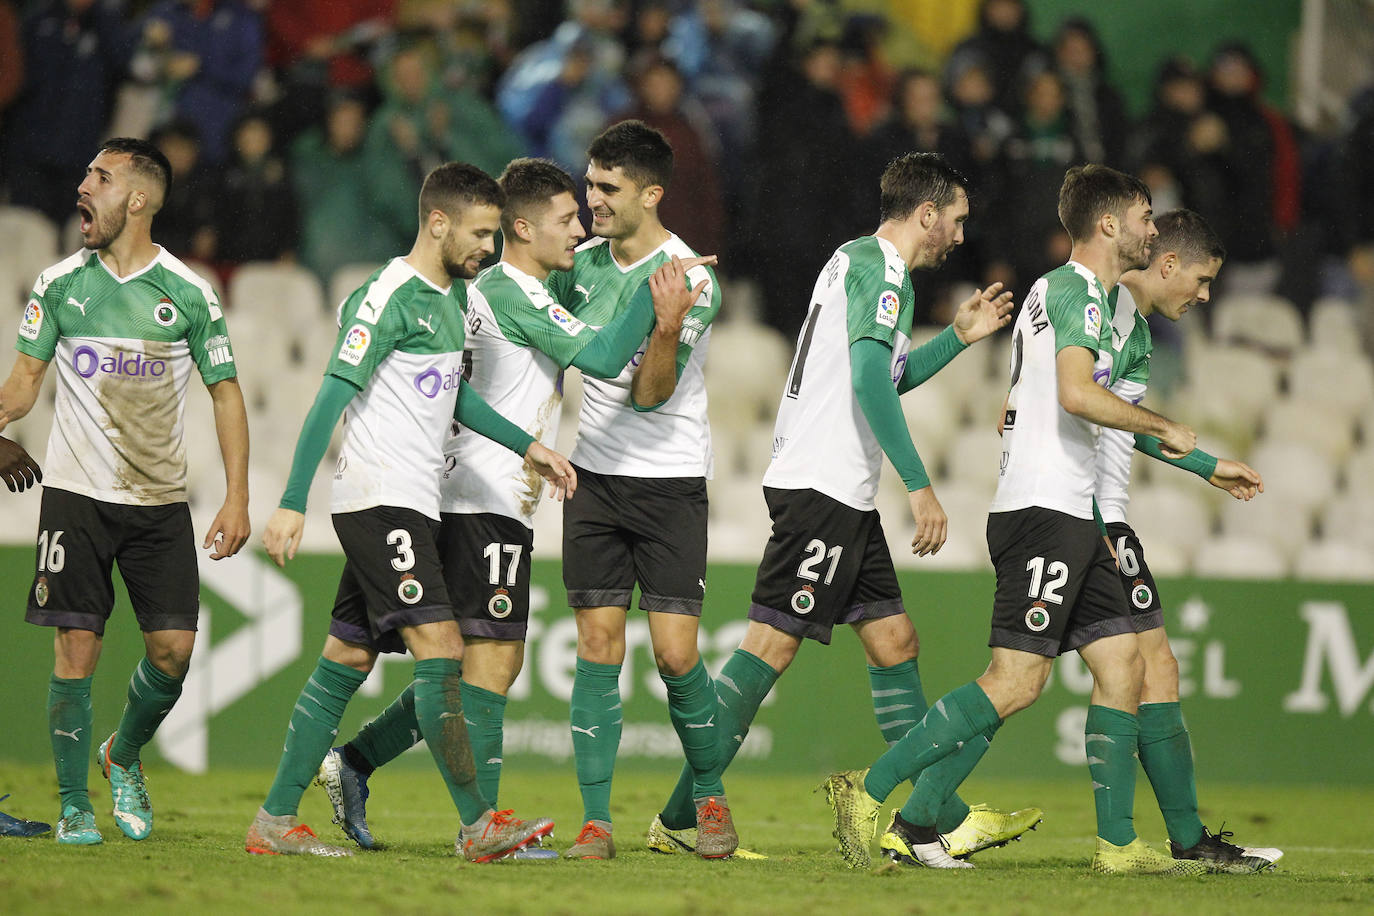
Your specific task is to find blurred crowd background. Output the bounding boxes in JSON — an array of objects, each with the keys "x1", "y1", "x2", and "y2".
[{"x1": 2, "y1": 0, "x2": 1373, "y2": 580}]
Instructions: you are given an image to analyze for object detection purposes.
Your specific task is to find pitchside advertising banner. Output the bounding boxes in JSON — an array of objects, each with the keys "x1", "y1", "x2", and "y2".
[{"x1": 1, "y1": 546, "x2": 1371, "y2": 782}]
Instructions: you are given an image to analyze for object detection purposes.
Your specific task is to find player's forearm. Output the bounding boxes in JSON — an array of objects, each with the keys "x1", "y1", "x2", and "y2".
[
  {"x1": 572, "y1": 281, "x2": 655, "y2": 378},
  {"x1": 454, "y1": 380, "x2": 536, "y2": 456},
  {"x1": 1059, "y1": 374, "x2": 1172, "y2": 438},
  {"x1": 629, "y1": 327, "x2": 681, "y2": 411},
  {"x1": 279, "y1": 375, "x2": 356, "y2": 512},
  {"x1": 0, "y1": 356, "x2": 49, "y2": 429},
  {"x1": 208, "y1": 377, "x2": 250, "y2": 505},
  {"x1": 852, "y1": 338, "x2": 930, "y2": 491},
  {"x1": 898, "y1": 324, "x2": 967, "y2": 394},
  {"x1": 1134, "y1": 434, "x2": 1218, "y2": 479}
]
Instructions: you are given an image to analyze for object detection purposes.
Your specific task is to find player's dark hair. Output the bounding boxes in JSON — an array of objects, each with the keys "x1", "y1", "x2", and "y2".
[
  {"x1": 587, "y1": 119, "x2": 674, "y2": 190},
  {"x1": 497, "y1": 158, "x2": 577, "y2": 236},
  {"x1": 1057, "y1": 164, "x2": 1151, "y2": 243},
  {"x1": 97, "y1": 137, "x2": 173, "y2": 200},
  {"x1": 418, "y1": 161, "x2": 505, "y2": 227},
  {"x1": 1152, "y1": 208, "x2": 1226, "y2": 266},
  {"x1": 879, "y1": 152, "x2": 968, "y2": 223}
]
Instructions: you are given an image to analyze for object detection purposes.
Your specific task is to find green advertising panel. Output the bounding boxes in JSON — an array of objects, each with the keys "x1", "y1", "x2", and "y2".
[{"x1": 1, "y1": 547, "x2": 1370, "y2": 783}]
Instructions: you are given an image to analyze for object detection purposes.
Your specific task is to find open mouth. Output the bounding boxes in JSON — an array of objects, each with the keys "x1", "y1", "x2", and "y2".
[{"x1": 77, "y1": 202, "x2": 94, "y2": 234}]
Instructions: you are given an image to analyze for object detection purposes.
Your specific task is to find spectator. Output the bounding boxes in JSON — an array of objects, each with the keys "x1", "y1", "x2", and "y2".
[
  {"x1": 837, "y1": 13, "x2": 895, "y2": 136},
  {"x1": 945, "y1": 54, "x2": 1015, "y2": 171},
  {"x1": 151, "y1": 119, "x2": 216, "y2": 260},
  {"x1": 1052, "y1": 17, "x2": 1129, "y2": 166},
  {"x1": 214, "y1": 111, "x2": 298, "y2": 264},
  {"x1": 944, "y1": 0, "x2": 1047, "y2": 120}
]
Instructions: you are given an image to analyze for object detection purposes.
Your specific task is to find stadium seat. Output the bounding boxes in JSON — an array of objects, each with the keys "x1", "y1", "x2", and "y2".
[
  {"x1": 1122, "y1": 482, "x2": 1214, "y2": 556},
  {"x1": 1247, "y1": 440, "x2": 1338, "y2": 514},
  {"x1": 0, "y1": 206, "x2": 60, "y2": 284},
  {"x1": 228, "y1": 262, "x2": 327, "y2": 345},
  {"x1": 1293, "y1": 539, "x2": 1374, "y2": 581},
  {"x1": 529, "y1": 494, "x2": 563, "y2": 560},
  {"x1": 1217, "y1": 491, "x2": 1312, "y2": 559},
  {"x1": 1192, "y1": 533, "x2": 1287, "y2": 578},
  {"x1": 1177, "y1": 342, "x2": 1281, "y2": 433},
  {"x1": 1344, "y1": 446, "x2": 1374, "y2": 495},
  {"x1": 942, "y1": 426, "x2": 1005, "y2": 487},
  {"x1": 909, "y1": 325, "x2": 991, "y2": 418},
  {"x1": 1258, "y1": 398, "x2": 1357, "y2": 464},
  {"x1": 1210, "y1": 293, "x2": 1304, "y2": 353},
  {"x1": 328, "y1": 263, "x2": 384, "y2": 313},
  {"x1": 1287, "y1": 348, "x2": 1374, "y2": 422},
  {"x1": 900, "y1": 385, "x2": 961, "y2": 465},
  {"x1": 1133, "y1": 537, "x2": 1189, "y2": 577},
  {"x1": 1319, "y1": 493, "x2": 1374, "y2": 550},
  {"x1": 1308, "y1": 297, "x2": 1363, "y2": 353}
]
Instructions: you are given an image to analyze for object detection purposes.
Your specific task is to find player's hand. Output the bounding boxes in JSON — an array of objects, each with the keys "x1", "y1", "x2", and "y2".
[
  {"x1": 952, "y1": 282, "x2": 1015, "y2": 346},
  {"x1": 262, "y1": 507, "x2": 304, "y2": 568},
  {"x1": 1210, "y1": 458, "x2": 1264, "y2": 500},
  {"x1": 649, "y1": 255, "x2": 714, "y2": 334},
  {"x1": 525, "y1": 442, "x2": 577, "y2": 501},
  {"x1": 1157, "y1": 420, "x2": 1196, "y2": 459},
  {"x1": 1104, "y1": 534, "x2": 1119, "y2": 569},
  {"x1": 205, "y1": 497, "x2": 251, "y2": 561},
  {"x1": 908, "y1": 486, "x2": 947, "y2": 556},
  {"x1": 0, "y1": 436, "x2": 41, "y2": 492}
]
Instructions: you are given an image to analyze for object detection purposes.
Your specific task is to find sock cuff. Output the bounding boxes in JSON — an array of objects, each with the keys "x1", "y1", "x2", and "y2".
[
  {"x1": 659, "y1": 657, "x2": 708, "y2": 688},
  {"x1": 136, "y1": 656, "x2": 184, "y2": 690},
  {"x1": 49, "y1": 673, "x2": 93, "y2": 694},
  {"x1": 575, "y1": 657, "x2": 622, "y2": 682},
  {"x1": 414, "y1": 657, "x2": 463, "y2": 681},
  {"x1": 1136, "y1": 701, "x2": 1185, "y2": 738},
  {"x1": 732, "y1": 648, "x2": 781, "y2": 680},
  {"x1": 459, "y1": 681, "x2": 508, "y2": 708},
  {"x1": 950, "y1": 681, "x2": 1000, "y2": 733},
  {"x1": 316, "y1": 655, "x2": 370, "y2": 687},
  {"x1": 866, "y1": 658, "x2": 918, "y2": 680},
  {"x1": 1086, "y1": 704, "x2": 1140, "y2": 736}
]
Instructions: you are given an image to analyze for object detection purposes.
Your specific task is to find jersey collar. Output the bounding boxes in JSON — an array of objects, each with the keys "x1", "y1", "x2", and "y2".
[{"x1": 95, "y1": 245, "x2": 165, "y2": 284}]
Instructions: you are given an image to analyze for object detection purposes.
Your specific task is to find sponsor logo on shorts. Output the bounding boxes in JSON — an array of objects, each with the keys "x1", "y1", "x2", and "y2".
[
  {"x1": 334, "y1": 454, "x2": 347, "y2": 479},
  {"x1": 414, "y1": 366, "x2": 462, "y2": 399},
  {"x1": 72, "y1": 346, "x2": 168, "y2": 380},
  {"x1": 34, "y1": 576, "x2": 49, "y2": 607},
  {"x1": 397, "y1": 573, "x2": 424, "y2": 605},
  {"x1": 1025, "y1": 602, "x2": 1050, "y2": 632},
  {"x1": 1131, "y1": 579, "x2": 1153, "y2": 609},
  {"x1": 19, "y1": 300, "x2": 42, "y2": 340},
  {"x1": 488, "y1": 589, "x2": 513, "y2": 618},
  {"x1": 338, "y1": 325, "x2": 370, "y2": 366},
  {"x1": 891, "y1": 351, "x2": 908, "y2": 384},
  {"x1": 442, "y1": 455, "x2": 458, "y2": 479},
  {"x1": 1093, "y1": 365, "x2": 1110, "y2": 387},
  {"x1": 154, "y1": 298, "x2": 178, "y2": 326},
  {"x1": 876, "y1": 290, "x2": 899, "y2": 329},
  {"x1": 790, "y1": 585, "x2": 815, "y2": 615},
  {"x1": 1084, "y1": 303, "x2": 1102, "y2": 338},
  {"x1": 548, "y1": 304, "x2": 586, "y2": 336}
]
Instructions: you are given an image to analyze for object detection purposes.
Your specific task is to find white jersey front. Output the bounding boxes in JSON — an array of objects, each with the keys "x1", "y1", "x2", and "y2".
[{"x1": 1094, "y1": 283, "x2": 1152, "y2": 524}]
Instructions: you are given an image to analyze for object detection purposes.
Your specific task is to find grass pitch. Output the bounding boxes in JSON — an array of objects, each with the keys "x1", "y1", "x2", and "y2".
[{"x1": 1, "y1": 762, "x2": 1370, "y2": 915}]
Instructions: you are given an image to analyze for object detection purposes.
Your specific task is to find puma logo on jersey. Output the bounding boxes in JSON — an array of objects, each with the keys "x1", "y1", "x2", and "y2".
[
  {"x1": 571, "y1": 725, "x2": 601, "y2": 738},
  {"x1": 53, "y1": 727, "x2": 83, "y2": 741},
  {"x1": 67, "y1": 296, "x2": 91, "y2": 316},
  {"x1": 575, "y1": 283, "x2": 595, "y2": 303},
  {"x1": 417, "y1": 315, "x2": 435, "y2": 334}
]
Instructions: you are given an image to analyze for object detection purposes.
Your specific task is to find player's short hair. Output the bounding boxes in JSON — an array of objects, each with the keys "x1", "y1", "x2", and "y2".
[
  {"x1": 418, "y1": 161, "x2": 505, "y2": 227},
  {"x1": 1152, "y1": 208, "x2": 1226, "y2": 266},
  {"x1": 497, "y1": 158, "x2": 577, "y2": 236},
  {"x1": 879, "y1": 152, "x2": 968, "y2": 223},
  {"x1": 1057, "y1": 164, "x2": 1151, "y2": 243},
  {"x1": 587, "y1": 119, "x2": 674, "y2": 190},
  {"x1": 97, "y1": 137, "x2": 173, "y2": 201}
]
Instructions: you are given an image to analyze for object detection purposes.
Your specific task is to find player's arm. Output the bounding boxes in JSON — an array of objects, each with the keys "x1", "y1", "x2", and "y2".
[
  {"x1": 0, "y1": 352, "x2": 51, "y2": 433},
  {"x1": 0, "y1": 436, "x2": 41, "y2": 492},
  {"x1": 1133, "y1": 434, "x2": 1263, "y2": 500},
  {"x1": 630, "y1": 255, "x2": 713, "y2": 411},
  {"x1": 898, "y1": 283, "x2": 1014, "y2": 394},
  {"x1": 851, "y1": 337, "x2": 945, "y2": 556},
  {"x1": 204, "y1": 377, "x2": 251, "y2": 560},
  {"x1": 1056, "y1": 346, "x2": 1194, "y2": 455},
  {"x1": 454, "y1": 379, "x2": 576, "y2": 500}
]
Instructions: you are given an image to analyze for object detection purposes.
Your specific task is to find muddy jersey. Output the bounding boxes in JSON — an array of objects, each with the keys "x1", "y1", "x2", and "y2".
[
  {"x1": 441, "y1": 262, "x2": 601, "y2": 526},
  {"x1": 15, "y1": 247, "x2": 236, "y2": 506},
  {"x1": 547, "y1": 233, "x2": 719, "y2": 478},
  {"x1": 991, "y1": 261, "x2": 1112, "y2": 519},
  {"x1": 762, "y1": 235, "x2": 915, "y2": 511},
  {"x1": 1094, "y1": 283, "x2": 1152, "y2": 525},
  {"x1": 327, "y1": 258, "x2": 467, "y2": 520}
]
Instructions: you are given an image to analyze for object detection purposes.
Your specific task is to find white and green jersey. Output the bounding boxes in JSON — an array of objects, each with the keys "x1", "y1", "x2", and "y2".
[
  {"x1": 763, "y1": 236, "x2": 915, "y2": 510},
  {"x1": 442, "y1": 262, "x2": 601, "y2": 526},
  {"x1": 15, "y1": 247, "x2": 236, "y2": 506},
  {"x1": 1094, "y1": 283, "x2": 1152, "y2": 525},
  {"x1": 548, "y1": 233, "x2": 719, "y2": 478},
  {"x1": 991, "y1": 261, "x2": 1112, "y2": 519},
  {"x1": 328, "y1": 258, "x2": 467, "y2": 520}
]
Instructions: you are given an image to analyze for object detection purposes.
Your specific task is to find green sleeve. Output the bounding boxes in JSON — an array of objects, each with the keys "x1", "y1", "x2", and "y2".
[
  {"x1": 897, "y1": 324, "x2": 967, "y2": 394},
  {"x1": 851, "y1": 337, "x2": 930, "y2": 491},
  {"x1": 184, "y1": 291, "x2": 238, "y2": 385},
  {"x1": 14, "y1": 279, "x2": 64, "y2": 362},
  {"x1": 279, "y1": 375, "x2": 357, "y2": 512},
  {"x1": 843, "y1": 252, "x2": 906, "y2": 348},
  {"x1": 571, "y1": 280, "x2": 654, "y2": 378},
  {"x1": 327, "y1": 288, "x2": 406, "y2": 387},
  {"x1": 1133, "y1": 435, "x2": 1218, "y2": 479},
  {"x1": 454, "y1": 379, "x2": 536, "y2": 456},
  {"x1": 1093, "y1": 498, "x2": 1107, "y2": 536},
  {"x1": 1044, "y1": 275, "x2": 1105, "y2": 354}
]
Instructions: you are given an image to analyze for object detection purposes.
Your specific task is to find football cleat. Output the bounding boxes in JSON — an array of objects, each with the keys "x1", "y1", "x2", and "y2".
[
  {"x1": 55, "y1": 806, "x2": 102, "y2": 846},
  {"x1": 645, "y1": 813, "x2": 768, "y2": 859},
  {"x1": 564, "y1": 819, "x2": 615, "y2": 860},
  {"x1": 818, "y1": 768, "x2": 881, "y2": 868},
  {"x1": 1170, "y1": 825, "x2": 1282, "y2": 873},
  {"x1": 942, "y1": 803, "x2": 1044, "y2": 858},
  {"x1": 98, "y1": 733, "x2": 152, "y2": 840},
  {"x1": 0, "y1": 795, "x2": 51, "y2": 837},
  {"x1": 880, "y1": 818, "x2": 974, "y2": 869},
  {"x1": 1091, "y1": 837, "x2": 1208, "y2": 876},
  {"x1": 694, "y1": 795, "x2": 739, "y2": 859},
  {"x1": 315, "y1": 747, "x2": 378, "y2": 849},
  {"x1": 245, "y1": 807, "x2": 353, "y2": 856},
  {"x1": 459, "y1": 809, "x2": 554, "y2": 863}
]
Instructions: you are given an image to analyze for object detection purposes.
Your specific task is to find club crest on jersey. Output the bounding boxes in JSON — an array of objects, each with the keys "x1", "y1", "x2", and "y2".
[
  {"x1": 548, "y1": 304, "x2": 586, "y2": 336},
  {"x1": 791, "y1": 585, "x2": 816, "y2": 615},
  {"x1": 397, "y1": 574, "x2": 424, "y2": 605},
  {"x1": 488, "y1": 589, "x2": 514, "y2": 619},
  {"x1": 34, "y1": 576, "x2": 49, "y2": 607},
  {"x1": 1084, "y1": 303, "x2": 1102, "y2": 338},
  {"x1": 339, "y1": 324, "x2": 370, "y2": 366},
  {"x1": 1025, "y1": 602, "x2": 1050, "y2": 632},
  {"x1": 876, "y1": 290, "x2": 900, "y2": 329},
  {"x1": 19, "y1": 300, "x2": 42, "y2": 340},
  {"x1": 153, "y1": 298, "x2": 178, "y2": 326},
  {"x1": 1131, "y1": 579, "x2": 1153, "y2": 609}
]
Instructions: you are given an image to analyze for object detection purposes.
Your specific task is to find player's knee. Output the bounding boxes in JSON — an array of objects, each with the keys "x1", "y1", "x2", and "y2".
[
  {"x1": 1141, "y1": 649, "x2": 1179, "y2": 698},
  {"x1": 653, "y1": 643, "x2": 699, "y2": 677},
  {"x1": 576, "y1": 629, "x2": 625, "y2": 665}
]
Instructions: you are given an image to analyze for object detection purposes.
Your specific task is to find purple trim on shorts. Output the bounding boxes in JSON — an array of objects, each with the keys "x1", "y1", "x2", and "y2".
[
  {"x1": 989, "y1": 626, "x2": 1062, "y2": 659},
  {"x1": 374, "y1": 603, "x2": 455, "y2": 636},
  {"x1": 328, "y1": 618, "x2": 373, "y2": 646},
  {"x1": 25, "y1": 607, "x2": 108, "y2": 636},
  {"x1": 567, "y1": 588, "x2": 633, "y2": 610},
  {"x1": 1063, "y1": 614, "x2": 1138, "y2": 653},
  {"x1": 1131, "y1": 610, "x2": 1166, "y2": 634},
  {"x1": 458, "y1": 617, "x2": 528, "y2": 641},
  {"x1": 837, "y1": 598, "x2": 905, "y2": 626},
  {"x1": 639, "y1": 593, "x2": 703, "y2": 616},
  {"x1": 748, "y1": 602, "x2": 837, "y2": 645}
]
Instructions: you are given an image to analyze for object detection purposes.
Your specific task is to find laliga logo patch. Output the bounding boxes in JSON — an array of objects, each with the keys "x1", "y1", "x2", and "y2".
[
  {"x1": 154, "y1": 298, "x2": 178, "y2": 326},
  {"x1": 34, "y1": 576, "x2": 50, "y2": 607},
  {"x1": 875, "y1": 290, "x2": 899, "y2": 329},
  {"x1": 548, "y1": 304, "x2": 586, "y2": 336},
  {"x1": 790, "y1": 584, "x2": 816, "y2": 615},
  {"x1": 20, "y1": 299, "x2": 42, "y2": 340},
  {"x1": 1084, "y1": 303, "x2": 1102, "y2": 337},
  {"x1": 1131, "y1": 579, "x2": 1153, "y2": 609},
  {"x1": 1025, "y1": 602, "x2": 1050, "y2": 632},
  {"x1": 339, "y1": 324, "x2": 370, "y2": 366},
  {"x1": 488, "y1": 589, "x2": 513, "y2": 619},
  {"x1": 397, "y1": 573, "x2": 424, "y2": 605}
]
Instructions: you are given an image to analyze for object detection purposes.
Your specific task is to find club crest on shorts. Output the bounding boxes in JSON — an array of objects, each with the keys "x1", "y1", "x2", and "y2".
[
  {"x1": 397, "y1": 573, "x2": 423, "y2": 605},
  {"x1": 790, "y1": 584, "x2": 815, "y2": 615},
  {"x1": 488, "y1": 588, "x2": 513, "y2": 619},
  {"x1": 1024, "y1": 601, "x2": 1050, "y2": 632},
  {"x1": 34, "y1": 576, "x2": 49, "y2": 607},
  {"x1": 1131, "y1": 579, "x2": 1153, "y2": 609}
]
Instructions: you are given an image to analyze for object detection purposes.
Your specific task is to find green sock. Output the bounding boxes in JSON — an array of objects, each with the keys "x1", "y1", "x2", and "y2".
[
  {"x1": 109, "y1": 657, "x2": 184, "y2": 768},
  {"x1": 460, "y1": 681, "x2": 507, "y2": 808},
  {"x1": 570, "y1": 658, "x2": 623, "y2": 824},
  {"x1": 1138, "y1": 701, "x2": 1204, "y2": 848},
  {"x1": 661, "y1": 649, "x2": 777, "y2": 831},
  {"x1": 413, "y1": 657, "x2": 489, "y2": 826},
  {"x1": 900, "y1": 721, "x2": 1001, "y2": 830},
  {"x1": 347, "y1": 683, "x2": 419, "y2": 771},
  {"x1": 868, "y1": 660, "x2": 972, "y2": 832},
  {"x1": 661, "y1": 658, "x2": 723, "y2": 800},
  {"x1": 48, "y1": 674, "x2": 94, "y2": 814},
  {"x1": 864, "y1": 681, "x2": 1000, "y2": 803},
  {"x1": 263, "y1": 657, "x2": 367, "y2": 816},
  {"x1": 1086, "y1": 704, "x2": 1140, "y2": 846}
]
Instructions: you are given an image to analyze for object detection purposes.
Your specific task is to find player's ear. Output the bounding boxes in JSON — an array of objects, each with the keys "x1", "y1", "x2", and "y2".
[
  {"x1": 427, "y1": 209, "x2": 447, "y2": 239},
  {"x1": 919, "y1": 201, "x2": 937, "y2": 229},
  {"x1": 1161, "y1": 252, "x2": 1178, "y2": 278},
  {"x1": 641, "y1": 184, "x2": 663, "y2": 210},
  {"x1": 1100, "y1": 211, "x2": 1116, "y2": 238},
  {"x1": 129, "y1": 190, "x2": 148, "y2": 214},
  {"x1": 513, "y1": 216, "x2": 534, "y2": 243}
]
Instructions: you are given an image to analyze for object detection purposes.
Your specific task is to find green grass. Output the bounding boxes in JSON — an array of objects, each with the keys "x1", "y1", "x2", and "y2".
[{"x1": 1, "y1": 762, "x2": 1370, "y2": 915}]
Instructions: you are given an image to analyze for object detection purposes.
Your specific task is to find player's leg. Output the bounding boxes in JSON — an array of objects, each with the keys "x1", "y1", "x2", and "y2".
[
  {"x1": 51, "y1": 628, "x2": 103, "y2": 845},
  {"x1": 460, "y1": 638, "x2": 524, "y2": 806}
]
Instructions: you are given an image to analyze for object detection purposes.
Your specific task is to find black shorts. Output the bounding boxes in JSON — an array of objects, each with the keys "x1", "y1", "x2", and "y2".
[
  {"x1": 561, "y1": 466, "x2": 707, "y2": 615},
  {"x1": 1106, "y1": 521, "x2": 1164, "y2": 633},
  {"x1": 987, "y1": 507, "x2": 1133, "y2": 657},
  {"x1": 747, "y1": 488, "x2": 905, "y2": 646},
  {"x1": 330, "y1": 507, "x2": 454, "y2": 654},
  {"x1": 439, "y1": 512, "x2": 533, "y2": 641},
  {"x1": 24, "y1": 487, "x2": 200, "y2": 635}
]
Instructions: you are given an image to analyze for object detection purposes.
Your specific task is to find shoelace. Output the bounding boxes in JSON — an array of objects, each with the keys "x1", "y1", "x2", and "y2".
[
  {"x1": 283, "y1": 824, "x2": 319, "y2": 841},
  {"x1": 697, "y1": 799, "x2": 728, "y2": 833},
  {"x1": 574, "y1": 821, "x2": 610, "y2": 844},
  {"x1": 1204, "y1": 823, "x2": 1242, "y2": 853},
  {"x1": 480, "y1": 809, "x2": 518, "y2": 839}
]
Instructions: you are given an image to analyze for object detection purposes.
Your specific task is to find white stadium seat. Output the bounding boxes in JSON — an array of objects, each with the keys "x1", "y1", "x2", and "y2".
[
  {"x1": 1246, "y1": 440, "x2": 1338, "y2": 515},
  {"x1": 1307, "y1": 297, "x2": 1362, "y2": 353},
  {"x1": 1210, "y1": 293, "x2": 1304, "y2": 353},
  {"x1": 328, "y1": 263, "x2": 384, "y2": 314},
  {"x1": 1287, "y1": 348, "x2": 1374, "y2": 422},
  {"x1": 1179, "y1": 342, "x2": 1282, "y2": 431},
  {"x1": 0, "y1": 206, "x2": 60, "y2": 285},
  {"x1": 228, "y1": 261, "x2": 327, "y2": 343},
  {"x1": 1259, "y1": 398, "x2": 1357, "y2": 464},
  {"x1": 1319, "y1": 493, "x2": 1374, "y2": 551},
  {"x1": 1293, "y1": 539, "x2": 1374, "y2": 582},
  {"x1": 1217, "y1": 492, "x2": 1312, "y2": 559},
  {"x1": 942, "y1": 426, "x2": 1005, "y2": 487},
  {"x1": 1192, "y1": 534, "x2": 1287, "y2": 578},
  {"x1": 1122, "y1": 482, "x2": 1214, "y2": 555}
]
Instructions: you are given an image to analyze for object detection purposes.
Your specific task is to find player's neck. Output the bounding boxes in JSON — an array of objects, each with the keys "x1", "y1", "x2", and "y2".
[
  {"x1": 874, "y1": 220, "x2": 922, "y2": 269},
  {"x1": 403, "y1": 247, "x2": 453, "y2": 291},
  {"x1": 1068, "y1": 239, "x2": 1125, "y2": 291},
  {"x1": 609, "y1": 222, "x2": 670, "y2": 267},
  {"x1": 97, "y1": 230, "x2": 158, "y2": 279},
  {"x1": 503, "y1": 247, "x2": 550, "y2": 282},
  {"x1": 1119, "y1": 275, "x2": 1155, "y2": 317}
]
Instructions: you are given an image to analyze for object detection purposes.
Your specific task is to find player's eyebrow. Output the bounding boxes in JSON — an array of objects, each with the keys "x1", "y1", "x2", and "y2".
[{"x1": 87, "y1": 166, "x2": 113, "y2": 178}]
